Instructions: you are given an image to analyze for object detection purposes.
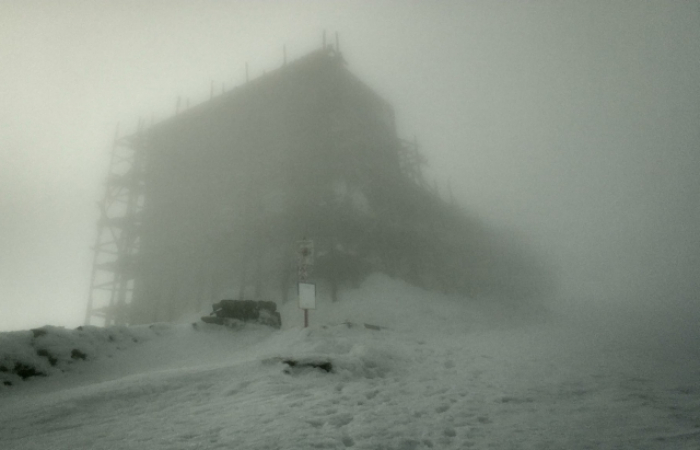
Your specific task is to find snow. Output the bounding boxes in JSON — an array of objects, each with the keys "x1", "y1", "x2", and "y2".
[{"x1": 1, "y1": 274, "x2": 699, "y2": 449}]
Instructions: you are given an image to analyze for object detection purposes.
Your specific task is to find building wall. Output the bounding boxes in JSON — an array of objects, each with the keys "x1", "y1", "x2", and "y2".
[
  {"x1": 130, "y1": 49, "x2": 407, "y2": 323},
  {"x1": 126, "y1": 48, "x2": 551, "y2": 324}
]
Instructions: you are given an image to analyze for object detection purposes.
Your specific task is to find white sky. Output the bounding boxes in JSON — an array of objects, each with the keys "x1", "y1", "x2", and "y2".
[{"x1": 1, "y1": 1, "x2": 699, "y2": 332}]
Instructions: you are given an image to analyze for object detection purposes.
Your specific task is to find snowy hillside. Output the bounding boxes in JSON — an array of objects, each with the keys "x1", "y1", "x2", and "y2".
[{"x1": 1, "y1": 274, "x2": 699, "y2": 449}]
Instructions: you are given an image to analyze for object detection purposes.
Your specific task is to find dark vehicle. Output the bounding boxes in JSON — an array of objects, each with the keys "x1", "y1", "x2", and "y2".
[{"x1": 202, "y1": 300, "x2": 281, "y2": 329}]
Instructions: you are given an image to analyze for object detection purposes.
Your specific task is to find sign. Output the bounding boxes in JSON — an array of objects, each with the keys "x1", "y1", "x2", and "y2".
[
  {"x1": 297, "y1": 239, "x2": 314, "y2": 267},
  {"x1": 298, "y1": 282, "x2": 316, "y2": 310}
]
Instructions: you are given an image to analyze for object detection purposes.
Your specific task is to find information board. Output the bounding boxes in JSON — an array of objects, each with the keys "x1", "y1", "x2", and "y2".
[{"x1": 298, "y1": 282, "x2": 316, "y2": 310}]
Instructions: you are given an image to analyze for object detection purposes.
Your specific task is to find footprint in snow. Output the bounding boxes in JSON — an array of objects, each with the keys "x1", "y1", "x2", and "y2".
[
  {"x1": 365, "y1": 389, "x2": 379, "y2": 400},
  {"x1": 435, "y1": 404, "x2": 450, "y2": 413},
  {"x1": 327, "y1": 413, "x2": 354, "y2": 427}
]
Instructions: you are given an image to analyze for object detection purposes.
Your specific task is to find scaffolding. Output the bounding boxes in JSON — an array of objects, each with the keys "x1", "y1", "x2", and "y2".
[
  {"x1": 398, "y1": 138, "x2": 427, "y2": 186},
  {"x1": 84, "y1": 124, "x2": 145, "y2": 326}
]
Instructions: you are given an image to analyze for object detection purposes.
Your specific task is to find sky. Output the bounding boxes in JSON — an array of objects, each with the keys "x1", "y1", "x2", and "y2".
[{"x1": 1, "y1": 1, "x2": 699, "y2": 334}]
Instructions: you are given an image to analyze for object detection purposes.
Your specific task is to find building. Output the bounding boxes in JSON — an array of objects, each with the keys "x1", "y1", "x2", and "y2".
[{"x1": 85, "y1": 43, "x2": 545, "y2": 326}]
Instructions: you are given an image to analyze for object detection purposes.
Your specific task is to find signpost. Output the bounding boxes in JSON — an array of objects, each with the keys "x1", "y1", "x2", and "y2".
[
  {"x1": 298, "y1": 282, "x2": 316, "y2": 328},
  {"x1": 297, "y1": 239, "x2": 315, "y2": 328}
]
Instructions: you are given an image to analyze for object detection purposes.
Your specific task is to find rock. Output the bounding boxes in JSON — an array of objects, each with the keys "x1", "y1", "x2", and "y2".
[
  {"x1": 13, "y1": 362, "x2": 46, "y2": 380},
  {"x1": 71, "y1": 349, "x2": 88, "y2": 360},
  {"x1": 282, "y1": 358, "x2": 333, "y2": 373},
  {"x1": 36, "y1": 349, "x2": 58, "y2": 366}
]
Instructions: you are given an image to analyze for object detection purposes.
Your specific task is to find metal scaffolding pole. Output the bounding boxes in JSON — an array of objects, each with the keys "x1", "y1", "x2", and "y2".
[{"x1": 84, "y1": 123, "x2": 144, "y2": 326}]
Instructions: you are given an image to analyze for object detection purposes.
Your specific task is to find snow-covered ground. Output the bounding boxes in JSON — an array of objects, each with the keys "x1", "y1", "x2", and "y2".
[{"x1": 1, "y1": 274, "x2": 699, "y2": 449}]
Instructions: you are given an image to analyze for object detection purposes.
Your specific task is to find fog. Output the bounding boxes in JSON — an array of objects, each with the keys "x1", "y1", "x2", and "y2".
[{"x1": 1, "y1": 1, "x2": 698, "y2": 349}]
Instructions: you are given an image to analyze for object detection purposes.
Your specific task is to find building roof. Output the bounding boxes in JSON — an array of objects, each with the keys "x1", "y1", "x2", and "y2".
[{"x1": 127, "y1": 46, "x2": 390, "y2": 142}]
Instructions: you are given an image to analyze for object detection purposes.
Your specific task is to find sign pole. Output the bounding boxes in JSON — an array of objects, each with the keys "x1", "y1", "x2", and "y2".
[{"x1": 297, "y1": 239, "x2": 315, "y2": 328}]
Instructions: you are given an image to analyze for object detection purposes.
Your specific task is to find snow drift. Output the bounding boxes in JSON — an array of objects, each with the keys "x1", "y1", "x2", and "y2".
[{"x1": 1, "y1": 274, "x2": 698, "y2": 450}]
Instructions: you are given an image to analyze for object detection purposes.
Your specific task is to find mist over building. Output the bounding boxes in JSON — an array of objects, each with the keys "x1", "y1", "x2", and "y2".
[{"x1": 85, "y1": 41, "x2": 548, "y2": 326}]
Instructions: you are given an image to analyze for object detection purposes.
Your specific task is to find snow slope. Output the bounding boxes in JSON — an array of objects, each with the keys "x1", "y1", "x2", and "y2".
[{"x1": 1, "y1": 274, "x2": 699, "y2": 450}]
